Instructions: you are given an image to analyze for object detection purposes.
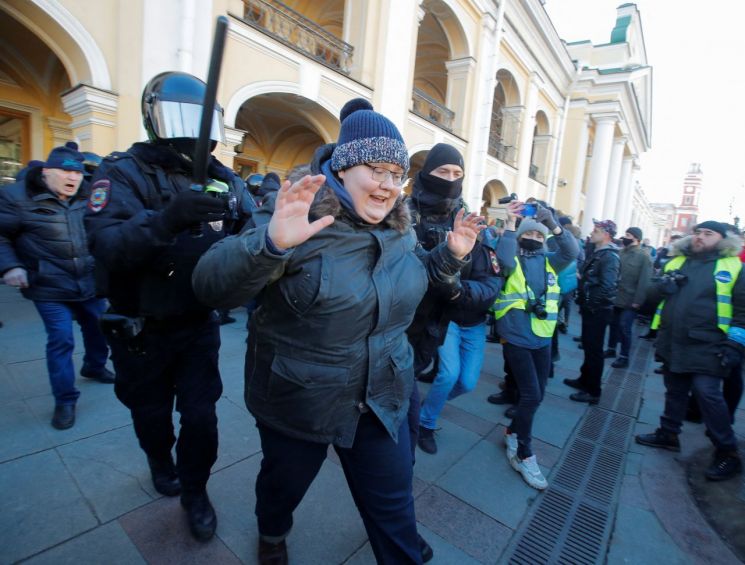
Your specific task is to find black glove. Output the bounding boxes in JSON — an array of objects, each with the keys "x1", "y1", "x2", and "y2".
[
  {"x1": 534, "y1": 204, "x2": 558, "y2": 231},
  {"x1": 718, "y1": 341, "x2": 743, "y2": 371},
  {"x1": 159, "y1": 190, "x2": 229, "y2": 235}
]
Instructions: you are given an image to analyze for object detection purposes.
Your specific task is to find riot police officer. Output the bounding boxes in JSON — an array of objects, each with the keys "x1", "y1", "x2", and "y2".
[{"x1": 84, "y1": 71, "x2": 252, "y2": 542}]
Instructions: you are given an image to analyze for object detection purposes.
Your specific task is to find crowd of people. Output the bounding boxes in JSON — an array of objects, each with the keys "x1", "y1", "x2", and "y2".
[{"x1": 1, "y1": 71, "x2": 743, "y2": 565}]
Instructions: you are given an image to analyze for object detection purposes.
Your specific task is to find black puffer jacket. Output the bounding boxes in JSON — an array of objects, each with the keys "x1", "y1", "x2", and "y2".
[
  {"x1": 650, "y1": 234, "x2": 745, "y2": 377},
  {"x1": 577, "y1": 243, "x2": 620, "y2": 312},
  {"x1": 192, "y1": 144, "x2": 469, "y2": 447},
  {"x1": 0, "y1": 168, "x2": 95, "y2": 301}
]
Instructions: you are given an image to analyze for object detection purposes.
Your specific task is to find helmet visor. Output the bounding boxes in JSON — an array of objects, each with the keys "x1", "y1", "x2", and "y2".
[{"x1": 149, "y1": 100, "x2": 225, "y2": 143}]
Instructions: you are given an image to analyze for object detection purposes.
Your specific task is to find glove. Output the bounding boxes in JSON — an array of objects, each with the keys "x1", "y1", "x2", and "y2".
[
  {"x1": 718, "y1": 341, "x2": 743, "y2": 371},
  {"x1": 159, "y1": 189, "x2": 229, "y2": 235},
  {"x1": 534, "y1": 204, "x2": 558, "y2": 231}
]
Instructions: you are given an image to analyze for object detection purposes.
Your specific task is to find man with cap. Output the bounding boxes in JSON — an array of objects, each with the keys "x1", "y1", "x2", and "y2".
[
  {"x1": 409, "y1": 144, "x2": 503, "y2": 456},
  {"x1": 0, "y1": 144, "x2": 113, "y2": 430},
  {"x1": 635, "y1": 221, "x2": 744, "y2": 480},
  {"x1": 565, "y1": 219, "x2": 620, "y2": 404},
  {"x1": 604, "y1": 226, "x2": 651, "y2": 368}
]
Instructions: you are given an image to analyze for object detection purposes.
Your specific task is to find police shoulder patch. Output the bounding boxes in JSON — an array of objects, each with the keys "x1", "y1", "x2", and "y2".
[
  {"x1": 715, "y1": 270, "x2": 733, "y2": 284},
  {"x1": 88, "y1": 180, "x2": 110, "y2": 213},
  {"x1": 489, "y1": 250, "x2": 500, "y2": 274}
]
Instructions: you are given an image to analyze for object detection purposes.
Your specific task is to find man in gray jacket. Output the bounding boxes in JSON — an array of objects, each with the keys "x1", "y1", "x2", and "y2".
[
  {"x1": 605, "y1": 227, "x2": 651, "y2": 368},
  {"x1": 635, "y1": 221, "x2": 743, "y2": 481}
]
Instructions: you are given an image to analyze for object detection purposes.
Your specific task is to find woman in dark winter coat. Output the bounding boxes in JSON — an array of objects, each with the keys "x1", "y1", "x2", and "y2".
[{"x1": 193, "y1": 99, "x2": 483, "y2": 565}]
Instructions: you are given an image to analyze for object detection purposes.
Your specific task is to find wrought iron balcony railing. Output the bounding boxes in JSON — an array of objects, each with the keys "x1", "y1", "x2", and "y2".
[
  {"x1": 487, "y1": 137, "x2": 517, "y2": 167},
  {"x1": 242, "y1": 0, "x2": 353, "y2": 75},
  {"x1": 412, "y1": 88, "x2": 455, "y2": 132},
  {"x1": 487, "y1": 108, "x2": 520, "y2": 167}
]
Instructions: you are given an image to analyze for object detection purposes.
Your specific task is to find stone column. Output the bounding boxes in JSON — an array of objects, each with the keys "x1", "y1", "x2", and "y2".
[
  {"x1": 217, "y1": 126, "x2": 247, "y2": 170},
  {"x1": 46, "y1": 118, "x2": 74, "y2": 148},
  {"x1": 614, "y1": 156, "x2": 634, "y2": 229},
  {"x1": 61, "y1": 85, "x2": 118, "y2": 155},
  {"x1": 570, "y1": 116, "x2": 591, "y2": 219},
  {"x1": 602, "y1": 136, "x2": 626, "y2": 220},
  {"x1": 515, "y1": 74, "x2": 540, "y2": 197},
  {"x1": 620, "y1": 162, "x2": 640, "y2": 229},
  {"x1": 581, "y1": 114, "x2": 617, "y2": 235},
  {"x1": 445, "y1": 57, "x2": 476, "y2": 136}
]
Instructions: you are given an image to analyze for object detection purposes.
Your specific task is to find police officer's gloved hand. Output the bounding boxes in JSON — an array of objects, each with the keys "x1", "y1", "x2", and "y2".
[
  {"x1": 159, "y1": 189, "x2": 229, "y2": 235},
  {"x1": 719, "y1": 341, "x2": 743, "y2": 371},
  {"x1": 534, "y1": 204, "x2": 558, "y2": 231}
]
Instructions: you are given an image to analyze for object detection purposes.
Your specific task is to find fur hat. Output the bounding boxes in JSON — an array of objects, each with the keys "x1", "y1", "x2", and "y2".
[{"x1": 330, "y1": 98, "x2": 409, "y2": 172}]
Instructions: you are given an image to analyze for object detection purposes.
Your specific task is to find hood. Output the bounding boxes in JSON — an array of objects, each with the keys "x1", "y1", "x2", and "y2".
[
  {"x1": 671, "y1": 233, "x2": 744, "y2": 258},
  {"x1": 309, "y1": 143, "x2": 411, "y2": 234}
]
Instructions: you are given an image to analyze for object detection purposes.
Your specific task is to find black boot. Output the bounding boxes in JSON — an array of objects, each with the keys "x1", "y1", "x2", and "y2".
[
  {"x1": 51, "y1": 405, "x2": 75, "y2": 430},
  {"x1": 258, "y1": 538, "x2": 288, "y2": 565},
  {"x1": 611, "y1": 357, "x2": 629, "y2": 369},
  {"x1": 147, "y1": 455, "x2": 181, "y2": 496},
  {"x1": 417, "y1": 426, "x2": 437, "y2": 454},
  {"x1": 635, "y1": 428, "x2": 680, "y2": 452},
  {"x1": 181, "y1": 491, "x2": 217, "y2": 541},
  {"x1": 80, "y1": 364, "x2": 116, "y2": 383},
  {"x1": 487, "y1": 391, "x2": 517, "y2": 405},
  {"x1": 705, "y1": 450, "x2": 742, "y2": 481},
  {"x1": 418, "y1": 533, "x2": 434, "y2": 563}
]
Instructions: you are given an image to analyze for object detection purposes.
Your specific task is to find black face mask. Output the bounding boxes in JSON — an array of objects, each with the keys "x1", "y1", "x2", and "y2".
[
  {"x1": 412, "y1": 172, "x2": 463, "y2": 216},
  {"x1": 621, "y1": 237, "x2": 635, "y2": 247},
  {"x1": 519, "y1": 239, "x2": 543, "y2": 252}
]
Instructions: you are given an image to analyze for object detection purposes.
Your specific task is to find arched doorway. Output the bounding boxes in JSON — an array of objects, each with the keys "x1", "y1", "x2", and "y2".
[
  {"x1": 488, "y1": 69, "x2": 521, "y2": 167},
  {"x1": 481, "y1": 179, "x2": 509, "y2": 224},
  {"x1": 529, "y1": 110, "x2": 551, "y2": 184},
  {"x1": 233, "y1": 93, "x2": 339, "y2": 179}
]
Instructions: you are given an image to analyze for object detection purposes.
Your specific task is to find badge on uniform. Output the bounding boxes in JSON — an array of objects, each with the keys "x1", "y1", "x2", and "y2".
[
  {"x1": 715, "y1": 271, "x2": 732, "y2": 284},
  {"x1": 208, "y1": 220, "x2": 223, "y2": 232},
  {"x1": 489, "y1": 250, "x2": 500, "y2": 274},
  {"x1": 88, "y1": 180, "x2": 110, "y2": 213},
  {"x1": 547, "y1": 273, "x2": 556, "y2": 286}
]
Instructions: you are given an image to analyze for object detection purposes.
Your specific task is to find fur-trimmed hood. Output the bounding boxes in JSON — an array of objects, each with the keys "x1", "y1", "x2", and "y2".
[
  {"x1": 670, "y1": 232, "x2": 744, "y2": 258},
  {"x1": 309, "y1": 143, "x2": 412, "y2": 234}
]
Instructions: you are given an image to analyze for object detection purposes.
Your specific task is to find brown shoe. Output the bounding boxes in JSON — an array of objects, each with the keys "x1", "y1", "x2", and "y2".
[{"x1": 259, "y1": 538, "x2": 288, "y2": 565}]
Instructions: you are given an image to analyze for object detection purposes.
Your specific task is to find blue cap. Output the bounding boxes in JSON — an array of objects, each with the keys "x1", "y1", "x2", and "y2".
[
  {"x1": 330, "y1": 98, "x2": 409, "y2": 172},
  {"x1": 44, "y1": 145, "x2": 85, "y2": 172}
]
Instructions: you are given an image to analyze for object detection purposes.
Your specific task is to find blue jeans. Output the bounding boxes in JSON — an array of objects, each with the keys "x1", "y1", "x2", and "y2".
[
  {"x1": 34, "y1": 298, "x2": 109, "y2": 406},
  {"x1": 607, "y1": 306, "x2": 636, "y2": 358},
  {"x1": 503, "y1": 342, "x2": 552, "y2": 459},
  {"x1": 661, "y1": 370, "x2": 737, "y2": 451},
  {"x1": 420, "y1": 322, "x2": 486, "y2": 429}
]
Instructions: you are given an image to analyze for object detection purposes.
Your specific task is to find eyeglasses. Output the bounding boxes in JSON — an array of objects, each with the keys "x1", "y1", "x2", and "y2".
[{"x1": 364, "y1": 164, "x2": 406, "y2": 187}]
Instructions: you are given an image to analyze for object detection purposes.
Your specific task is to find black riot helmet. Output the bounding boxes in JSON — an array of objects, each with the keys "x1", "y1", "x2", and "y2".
[{"x1": 141, "y1": 71, "x2": 225, "y2": 156}]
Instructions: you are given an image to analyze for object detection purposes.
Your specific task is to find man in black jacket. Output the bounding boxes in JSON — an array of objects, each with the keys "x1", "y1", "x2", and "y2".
[
  {"x1": 635, "y1": 221, "x2": 743, "y2": 480},
  {"x1": 84, "y1": 72, "x2": 251, "y2": 541},
  {"x1": 0, "y1": 144, "x2": 112, "y2": 430},
  {"x1": 565, "y1": 219, "x2": 620, "y2": 403}
]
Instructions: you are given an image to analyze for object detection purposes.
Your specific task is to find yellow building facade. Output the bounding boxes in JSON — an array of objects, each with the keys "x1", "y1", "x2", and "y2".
[{"x1": 0, "y1": 0, "x2": 654, "y2": 236}]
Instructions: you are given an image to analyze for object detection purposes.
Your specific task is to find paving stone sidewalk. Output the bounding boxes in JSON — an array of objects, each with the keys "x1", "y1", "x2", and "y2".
[{"x1": 1, "y1": 284, "x2": 742, "y2": 564}]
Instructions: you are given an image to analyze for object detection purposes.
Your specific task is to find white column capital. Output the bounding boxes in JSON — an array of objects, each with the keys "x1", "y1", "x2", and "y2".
[
  {"x1": 591, "y1": 113, "x2": 620, "y2": 127},
  {"x1": 61, "y1": 84, "x2": 118, "y2": 119},
  {"x1": 445, "y1": 57, "x2": 476, "y2": 74},
  {"x1": 224, "y1": 126, "x2": 247, "y2": 148}
]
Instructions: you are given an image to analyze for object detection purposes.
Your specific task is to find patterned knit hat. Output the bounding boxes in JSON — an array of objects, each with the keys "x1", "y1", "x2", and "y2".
[
  {"x1": 44, "y1": 144, "x2": 85, "y2": 172},
  {"x1": 330, "y1": 98, "x2": 409, "y2": 173}
]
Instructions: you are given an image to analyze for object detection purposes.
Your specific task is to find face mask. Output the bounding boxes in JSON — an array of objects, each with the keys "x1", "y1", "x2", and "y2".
[
  {"x1": 421, "y1": 172, "x2": 463, "y2": 199},
  {"x1": 621, "y1": 237, "x2": 634, "y2": 247},
  {"x1": 519, "y1": 238, "x2": 543, "y2": 252}
]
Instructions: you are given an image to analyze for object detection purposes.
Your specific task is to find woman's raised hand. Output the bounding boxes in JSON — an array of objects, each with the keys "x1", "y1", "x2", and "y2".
[
  {"x1": 267, "y1": 175, "x2": 335, "y2": 250},
  {"x1": 447, "y1": 209, "x2": 486, "y2": 260}
]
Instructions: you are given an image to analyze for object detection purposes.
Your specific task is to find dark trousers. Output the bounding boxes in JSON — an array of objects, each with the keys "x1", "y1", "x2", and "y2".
[
  {"x1": 503, "y1": 343, "x2": 551, "y2": 459},
  {"x1": 607, "y1": 306, "x2": 636, "y2": 358},
  {"x1": 660, "y1": 370, "x2": 737, "y2": 451},
  {"x1": 34, "y1": 298, "x2": 109, "y2": 406},
  {"x1": 578, "y1": 308, "x2": 612, "y2": 396},
  {"x1": 109, "y1": 318, "x2": 222, "y2": 493},
  {"x1": 724, "y1": 365, "x2": 743, "y2": 422},
  {"x1": 255, "y1": 414, "x2": 422, "y2": 564}
]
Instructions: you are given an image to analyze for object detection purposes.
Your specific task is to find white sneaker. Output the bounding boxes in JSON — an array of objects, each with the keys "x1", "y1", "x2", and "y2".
[
  {"x1": 504, "y1": 431, "x2": 518, "y2": 461},
  {"x1": 509, "y1": 454, "x2": 548, "y2": 490}
]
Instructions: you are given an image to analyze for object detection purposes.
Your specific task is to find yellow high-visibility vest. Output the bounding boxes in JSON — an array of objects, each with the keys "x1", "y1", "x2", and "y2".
[
  {"x1": 651, "y1": 255, "x2": 742, "y2": 333},
  {"x1": 494, "y1": 257, "x2": 560, "y2": 337}
]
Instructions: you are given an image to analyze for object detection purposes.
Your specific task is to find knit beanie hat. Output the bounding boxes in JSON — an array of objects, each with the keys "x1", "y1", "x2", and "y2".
[
  {"x1": 516, "y1": 219, "x2": 549, "y2": 239},
  {"x1": 44, "y1": 144, "x2": 85, "y2": 172},
  {"x1": 626, "y1": 226, "x2": 643, "y2": 241},
  {"x1": 421, "y1": 143, "x2": 464, "y2": 175},
  {"x1": 694, "y1": 220, "x2": 728, "y2": 238},
  {"x1": 330, "y1": 98, "x2": 409, "y2": 172}
]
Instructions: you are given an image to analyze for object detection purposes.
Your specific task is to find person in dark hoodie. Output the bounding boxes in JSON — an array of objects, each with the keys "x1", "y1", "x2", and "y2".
[
  {"x1": 564, "y1": 219, "x2": 620, "y2": 404},
  {"x1": 636, "y1": 221, "x2": 743, "y2": 481},
  {"x1": 84, "y1": 72, "x2": 251, "y2": 542},
  {"x1": 255, "y1": 171, "x2": 281, "y2": 206},
  {"x1": 493, "y1": 200, "x2": 579, "y2": 489},
  {"x1": 412, "y1": 144, "x2": 503, "y2": 455},
  {"x1": 0, "y1": 144, "x2": 112, "y2": 431},
  {"x1": 192, "y1": 98, "x2": 484, "y2": 564}
]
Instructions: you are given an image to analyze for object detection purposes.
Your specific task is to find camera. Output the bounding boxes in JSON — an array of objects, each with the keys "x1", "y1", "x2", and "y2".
[
  {"x1": 498, "y1": 193, "x2": 518, "y2": 205},
  {"x1": 662, "y1": 270, "x2": 688, "y2": 286},
  {"x1": 526, "y1": 298, "x2": 548, "y2": 320}
]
